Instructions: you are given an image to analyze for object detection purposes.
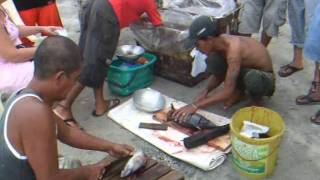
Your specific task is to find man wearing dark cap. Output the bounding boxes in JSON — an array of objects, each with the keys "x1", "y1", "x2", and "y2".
[{"x1": 172, "y1": 16, "x2": 275, "y2": 120}]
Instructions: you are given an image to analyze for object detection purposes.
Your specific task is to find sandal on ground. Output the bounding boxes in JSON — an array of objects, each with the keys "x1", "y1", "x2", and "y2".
[
  {"x1": 278, "y1": 64, "x2": 303, "y2": 77},
  {"x1": 53, "y1": 105, "x2": 84, "y2": 131},
  {"x1": 296, "y1": 81, "x2": 320, "y2": 105},
  {"x1": 92, "y1": 99, "x2": 120, "y2": 117},
  {"x1": 310, "y1": 110, "x2": 320, "y2": 125}
]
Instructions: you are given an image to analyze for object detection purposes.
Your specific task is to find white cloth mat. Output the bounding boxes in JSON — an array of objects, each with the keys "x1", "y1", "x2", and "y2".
[{"x1": 108, "y1": 93, "x2": 230, "y2": 171}]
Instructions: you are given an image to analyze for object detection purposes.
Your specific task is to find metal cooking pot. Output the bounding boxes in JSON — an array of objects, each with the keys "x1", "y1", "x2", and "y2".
[
  {"x1": 116, "y1": 45, "x2": 145, "y2": 63},
  {"x1": 133, "y1": 88, "x2": 165, "y2": 112}
]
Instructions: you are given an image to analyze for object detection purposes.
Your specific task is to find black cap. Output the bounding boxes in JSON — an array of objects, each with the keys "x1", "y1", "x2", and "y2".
[{"x1": 188, "y1": 16, "x2": 219, "y2": 41}]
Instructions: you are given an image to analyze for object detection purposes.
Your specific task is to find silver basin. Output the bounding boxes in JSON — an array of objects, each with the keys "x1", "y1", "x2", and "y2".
[
  {"x1": 133, "y1": 88, "x2": 165, "y2": 112},
  {"x1": 116, "y1": 45, "x2": 145, "y2": 63}
]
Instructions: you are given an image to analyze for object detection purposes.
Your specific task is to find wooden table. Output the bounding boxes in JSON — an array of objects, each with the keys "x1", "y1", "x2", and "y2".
[{"x1": 103, "y1": 157, "x2": 184, "y2": 180}]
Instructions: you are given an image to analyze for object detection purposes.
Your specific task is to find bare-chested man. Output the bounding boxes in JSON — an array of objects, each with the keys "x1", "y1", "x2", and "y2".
[
  {"x1": 0, "y1": 36, "x2": 133, "y2": 180},
  {"x1": 172, "y1": 16, "x2": 275, "y2": 120}
]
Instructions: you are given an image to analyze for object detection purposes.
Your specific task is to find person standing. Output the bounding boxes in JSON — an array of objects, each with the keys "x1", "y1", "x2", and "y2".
[
  {"x1": 295, "y1": 4, "x2": 320, "y2": 124},
  {"x1": 278, "y1": 0, "x2": 320, "y2": 77},
  {"x1": 53, "y1": 0, "x2": 162, "y2": 129},
  {"x1": 237, "y1": 0, "x2": 287, "y2": 47}
]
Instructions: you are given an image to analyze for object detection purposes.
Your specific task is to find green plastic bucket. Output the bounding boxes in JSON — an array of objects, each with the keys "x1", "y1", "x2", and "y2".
[
  {"x1": 230, "y1": 106, "x2": 285, "y2": 179},
  {"x1": 107, "y1": 53, "x2": 157, "y2": 96}
]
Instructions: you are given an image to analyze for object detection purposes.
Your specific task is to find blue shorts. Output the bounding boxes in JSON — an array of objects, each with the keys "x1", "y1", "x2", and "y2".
[
  {"x1": 304, "y1": 4, "x2": 320, "y2": 62},
  {"x1": 288, "y1": 0, "x2": 320, "y2": 48}
]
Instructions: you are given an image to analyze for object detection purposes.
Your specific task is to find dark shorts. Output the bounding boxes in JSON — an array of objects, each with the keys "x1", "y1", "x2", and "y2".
[
  {"x1": 206, "y1": 53, "x2": 275, "y2": 97},
  {"x1": 78, "y1": 0, "x2": 120, "y2": 88}
]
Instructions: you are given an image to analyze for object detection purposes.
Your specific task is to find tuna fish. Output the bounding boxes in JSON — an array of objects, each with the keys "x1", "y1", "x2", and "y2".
[{"x1": 120, "y1": 151, "x2": 147, "y2": 178}]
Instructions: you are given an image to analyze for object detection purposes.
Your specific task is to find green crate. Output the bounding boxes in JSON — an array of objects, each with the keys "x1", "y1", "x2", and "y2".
[{"x1": 107, "y1": 53, "x2": 157, "y2": 96}]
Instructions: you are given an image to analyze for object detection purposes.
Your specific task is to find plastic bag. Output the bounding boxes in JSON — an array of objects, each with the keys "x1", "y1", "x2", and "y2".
[
  {"x1": 163, "y1": 0, "x2": 236, "y2": 18},
  {"x1": 190, "y1": 48, "x2": 207, "y2": 77},
  {"x1": 130, "y1": 10, "x2": 195, "y2": 55}
]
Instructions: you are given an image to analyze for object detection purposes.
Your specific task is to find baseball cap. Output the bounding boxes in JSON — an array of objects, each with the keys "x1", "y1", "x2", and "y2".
[{"x1": 188, "y1": 16, "x2": 219, "y2": 41}]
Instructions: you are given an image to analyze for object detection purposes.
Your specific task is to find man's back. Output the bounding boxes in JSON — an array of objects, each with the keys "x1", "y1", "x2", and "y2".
[
  {"x1": 222, "y1": 35, "x2": 274, "y2": 72},
  {"x1": 0, "y1": 90, "x2": 43, "y2": 180}
]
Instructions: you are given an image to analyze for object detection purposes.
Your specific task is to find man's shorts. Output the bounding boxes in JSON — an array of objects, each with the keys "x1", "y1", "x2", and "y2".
[
  {"x1": 238, "y1": 0, "x2": 287, "y2": 37},
  {"x1": 78, "y1": 0, "x2": 120, "y2": 88},
  {"x1": 206, "y1": 53, "x2": 275, "y2": 97}
]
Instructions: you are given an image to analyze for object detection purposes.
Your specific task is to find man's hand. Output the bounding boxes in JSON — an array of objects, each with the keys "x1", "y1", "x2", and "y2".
[
  {"x1": 40, "y1": 26, "x2": 62, "y2": 36},
  {"x1": 107, "y1": 143, "x2": 134, "y2": 158},
  {"x1": 89, "y1": 159, "x2": 112, "y2": 180},
  {"x1": 171, "y1": 104, "x2": 198, "y2": 123}
]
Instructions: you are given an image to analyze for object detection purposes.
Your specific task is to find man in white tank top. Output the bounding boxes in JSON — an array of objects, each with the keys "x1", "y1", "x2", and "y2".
[{"x1": 0, "y1": 36, "x2": 134, "y2": 180}]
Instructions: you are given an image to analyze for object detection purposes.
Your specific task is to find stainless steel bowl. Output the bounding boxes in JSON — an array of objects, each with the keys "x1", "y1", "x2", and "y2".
[
  {"x1": 133, "y1": 88, "x2": 165, "y2": 112},
  {"x1": 116, "y1": 45, "x2": 145, "y2": 63}
]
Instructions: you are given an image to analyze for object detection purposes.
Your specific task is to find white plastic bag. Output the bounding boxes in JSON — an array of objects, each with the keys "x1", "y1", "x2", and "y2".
[{"x1": 190, "y1": 48, "x2": 207, "y2": 77}]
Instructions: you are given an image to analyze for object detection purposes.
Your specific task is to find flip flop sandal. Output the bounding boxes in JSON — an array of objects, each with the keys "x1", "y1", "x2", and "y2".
[
  {"x1": 53, "y1": 107, "x2": 84, "y2": 131},
  {"x1": 310, "y1": 110, "x2": 320, "y2": 125},
  {"x1": 296, "y1": 81, "x2": 320, "y2": 105},
  {"x1": 296, "y1": 94, "x2": 320, "y2": 105},
  {"x1": 92, "y1": 99, "x2": 120, "y2": 117},
  {"x1": 278, "y1": 64, "x2": 303, "y2": 77},
  {"x1": 64, "y1": 118, "x2": 85, "y2": 131}
]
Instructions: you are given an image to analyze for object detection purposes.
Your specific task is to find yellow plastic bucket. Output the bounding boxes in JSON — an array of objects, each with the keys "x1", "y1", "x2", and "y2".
[{"x1": 230, "y1": 106, "x2": 285, "y2": 179}]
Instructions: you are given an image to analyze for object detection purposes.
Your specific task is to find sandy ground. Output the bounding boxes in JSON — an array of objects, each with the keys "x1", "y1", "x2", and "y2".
[{"x1": 56, "y1": 0, "x2": 320, "y2": 179}]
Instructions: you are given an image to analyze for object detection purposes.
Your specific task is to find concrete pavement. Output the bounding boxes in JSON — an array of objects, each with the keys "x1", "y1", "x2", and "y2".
[{"x1": 57, "y1": 0, "x2": 320, "y2": 179}]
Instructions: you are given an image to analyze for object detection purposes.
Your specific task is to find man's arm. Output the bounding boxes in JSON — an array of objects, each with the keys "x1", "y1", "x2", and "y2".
[
  {"x1": 20, "y1": 101, "x2": 107, "y2": 180},
  {"x1": 195, "y1": 38, "x2": 242, "y2": 108},
  {"x1": 145, "y1": 0, "x2": 162, "y2": 26},
  {"x1": 18, "y1": 26, "x2": 60, "y2": 37},
  {"x1": 172, "y1": 64, "x2": 239, "y2": 120},
  {"x1": 194, "y1": 74, "x2": 224, "y2": 103},
  {"x1": 194, "y1": 60, "x2": 240, "y2": 108},
  {"x1": 55, "y1": 113, "x2": 133, "y2": 158},
  {"x1": 172, "y1": 41, "x2": 241, "y2": 120},
  {"x1": 0, "y1": 24, "x2": 36, "y2": 62}
]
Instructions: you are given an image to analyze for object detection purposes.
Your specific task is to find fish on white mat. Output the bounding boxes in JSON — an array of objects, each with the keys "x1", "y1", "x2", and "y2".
[{"x1": 120, "y1": 150, "x2": 147, "y2": 178}]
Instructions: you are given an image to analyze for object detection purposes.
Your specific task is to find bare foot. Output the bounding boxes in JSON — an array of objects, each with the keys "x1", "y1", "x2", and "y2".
[{"x1": 223, "y1": 90, "x2": 245, "y2": 109}]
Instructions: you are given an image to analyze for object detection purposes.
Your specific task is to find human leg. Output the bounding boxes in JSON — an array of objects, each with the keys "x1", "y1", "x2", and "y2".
[
  {"x1": 237, "y1": 0, "x2": 264, "y2": 36},
  {"x1": 296, "y1": 63, "x2": 320, "y2": 105},
  {"x1": 38, "y1": 3, "x2": 63, "y2": 27},
  {"x1": 53, "y1": 82, "x2": 85, "y2": 128},
  {"x1": 53, "y1": 0, "x2": 94, "y2": 128},
  {"x1": 279, "y1": 0, "x2": 305, "y2": 77},
  {"x1": 296, "y1": 4, "x2": 320, "y2": 105},
  {"x1": 261, "y1": 32, "x2": 272, "y2": 47},
  {"x1": 18, "y1": 7, "x2": 38, "y2": 26},
  {"x1": 92, "y1": 87, "x2": 120, "y2": 116},
  {"x1": 223, "y1": 88, "x2": 245, "y2": 109},
  {"x1": 79, "y1": 0, "x2": 120, "y2": 116},
  {"x1": 243, "y1": 69, "x2": 275, "y2": 105},
  {"x1": 260, "y1": 0, "x2": 287, "y2": 46}
]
